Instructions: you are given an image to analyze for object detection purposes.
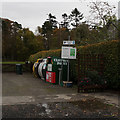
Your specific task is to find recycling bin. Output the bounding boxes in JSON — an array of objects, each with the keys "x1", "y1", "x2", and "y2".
[
  {"x1": 33, "y1": 58, "x2": 43, "y2": 77},
  {"x1": 16, "y1": 64, "x2": 22, "y2": 75},
  {"x1": 46, "y1": 57, "x2": 68, "y2": 85},
  {"x1": 38, "y1": 58, "x2": 47, "y2": 81}
]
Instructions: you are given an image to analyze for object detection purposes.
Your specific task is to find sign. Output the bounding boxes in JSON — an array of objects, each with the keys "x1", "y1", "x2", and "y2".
[
  {"x1": 61, "y1": 46, "x2": 76, "y2": 59},
  {"x1": 47, "y1": 64, "x2": 52, "y2": 71},
  {"x1": 61, "y1": 47, "x2": 69, "y2": 59},
  {"x1": 63, "y1": 41, "x2": 75, "y2": 45},
  {"x1": 46, "y1": 72, "x2": 56, "y2": 83},
  {"x1": 53, "y1": 58, "x2": 68, "y2": 65}
]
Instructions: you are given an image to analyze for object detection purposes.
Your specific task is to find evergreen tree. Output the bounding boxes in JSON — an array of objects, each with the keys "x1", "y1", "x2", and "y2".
[
  {"x1": 69, "y1": 8, "x2": 84, "y2": 28},
  {"x1": 61, "y1": 13, "x2": 69, "y2": 29},
  {"x1": 42, "y1": 13, "x2": 58, "y2": 50}
]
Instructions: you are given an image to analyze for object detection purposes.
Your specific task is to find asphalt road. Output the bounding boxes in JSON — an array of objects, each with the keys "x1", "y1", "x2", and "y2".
[{"x1": 2, "y1": 72, "x2": 77, "y2": 96}]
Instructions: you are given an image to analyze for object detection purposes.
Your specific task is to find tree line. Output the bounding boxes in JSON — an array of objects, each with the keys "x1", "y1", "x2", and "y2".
[{"x1": 2, "y1": 1, "x2": 120, "y2": 61}]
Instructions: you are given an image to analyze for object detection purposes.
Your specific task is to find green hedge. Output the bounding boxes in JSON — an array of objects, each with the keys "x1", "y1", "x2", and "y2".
[
  {"x1": 29, "y1": 49, "x2": 61, "y2": 63},
  {"x1": 77, "y1": 40, "x2": 119, "y2": 89},
  {"x1": 29, "y1": 40, "x2": 119, "y2": 89}
]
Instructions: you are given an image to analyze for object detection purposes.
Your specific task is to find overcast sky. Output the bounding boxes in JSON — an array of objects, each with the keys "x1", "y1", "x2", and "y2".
[{"x1": 1, "y1": 0, "x2": 120, "y2": 33}]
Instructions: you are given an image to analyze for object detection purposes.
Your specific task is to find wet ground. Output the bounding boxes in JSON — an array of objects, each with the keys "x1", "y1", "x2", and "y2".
[
  {"x1": 2, "y1": 72, "x2": 120, "y2": 119},
  {"x1": 2, "y1": 99, "x2": 119, "y2": 118}
]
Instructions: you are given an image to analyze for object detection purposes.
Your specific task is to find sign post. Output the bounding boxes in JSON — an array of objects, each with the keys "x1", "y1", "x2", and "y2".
[{"x1": 61, "y1": 40, "x2": 76, "y2": 82}]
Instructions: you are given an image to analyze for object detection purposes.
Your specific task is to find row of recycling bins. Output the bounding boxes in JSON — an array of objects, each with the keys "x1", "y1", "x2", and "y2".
[
  {"x1": 16, "y1": 57, "x2": 72, "y2": 86},
  {"x1": 32, "y1": 57, "x2": 69, "y2": 86}
]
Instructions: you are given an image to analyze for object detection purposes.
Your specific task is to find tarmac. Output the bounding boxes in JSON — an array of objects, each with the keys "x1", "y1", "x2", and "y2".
[
  {"x1": 2, "y1": 73, "x2": 119, "y2": 106},
  {"x1": 2, "y1": 72, "x2": 120, "y2": 118}
]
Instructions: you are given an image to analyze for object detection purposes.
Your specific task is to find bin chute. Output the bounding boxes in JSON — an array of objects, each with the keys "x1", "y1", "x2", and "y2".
[{"x1": 38, "y1": 58, "x2": 47, "y2": 80}]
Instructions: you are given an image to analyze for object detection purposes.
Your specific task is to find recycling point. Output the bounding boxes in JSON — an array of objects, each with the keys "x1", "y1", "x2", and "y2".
[
  {"x1": 32, "y1": 40, "x2": 76, "y2": 87},
  {"x1": 33, "y1": 56, "x2": 68, "y2": 86}
]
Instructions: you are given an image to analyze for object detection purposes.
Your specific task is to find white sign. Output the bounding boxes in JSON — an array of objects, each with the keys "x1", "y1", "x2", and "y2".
[
  {"x1": 61, "y1": 46, "x2": 76, "y2": 59},
  {"x1": 47, "y1": 64, "x2": 52, "y2": 71},
  {"x1": 63, "y1": 41, "x2": 75, "y2": 45}
]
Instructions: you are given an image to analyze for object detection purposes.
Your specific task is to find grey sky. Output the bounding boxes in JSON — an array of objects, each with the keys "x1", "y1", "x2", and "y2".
[
  {"x1": 119, "y1": 1, "x2": 120, "y2": 19},
  {"x1": 1, "y1": 0, "x2": 119, "y2": 33}
]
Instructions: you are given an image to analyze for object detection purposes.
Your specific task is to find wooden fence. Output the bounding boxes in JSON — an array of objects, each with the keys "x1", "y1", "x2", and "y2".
[{"x1": 2, "y1": 63, "x2": 33, "y2": 73}]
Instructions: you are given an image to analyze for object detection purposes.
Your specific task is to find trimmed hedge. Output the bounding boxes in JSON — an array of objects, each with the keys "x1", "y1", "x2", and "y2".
[
  {"x1": 29, "y1": 49, "x2": 61, "y2": 63},
  {"x1": 29, "y1": 40, "x2": 119, "y2": 89},
  {"x1": 77, "y1": 40, "x2": 119, "y2": 89}
]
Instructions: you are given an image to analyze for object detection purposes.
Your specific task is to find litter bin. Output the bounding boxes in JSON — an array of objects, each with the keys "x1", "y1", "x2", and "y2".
[{"x1": 16, "y1": 64, "x2": 22, "y2": 74}]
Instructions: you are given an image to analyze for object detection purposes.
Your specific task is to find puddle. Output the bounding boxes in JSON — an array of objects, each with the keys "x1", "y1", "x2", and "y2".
[
  {"x1": 42, "y1": 103, "x2": 51, "y2": 115},
  {"x1": 54, "y1": 94, "x2": 71, "y2": 100}
]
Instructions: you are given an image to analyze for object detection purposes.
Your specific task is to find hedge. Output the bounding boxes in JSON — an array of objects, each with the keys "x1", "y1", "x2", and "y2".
[
  {"x1": 29, "y1": 49, "x2": 61, "y2": 63},
  {"x1": 29, "y1": 40, "x2": 119, "y2": 89},
  {"x1": 77, "y1": 40, "x2": 119, "y2": 89}
]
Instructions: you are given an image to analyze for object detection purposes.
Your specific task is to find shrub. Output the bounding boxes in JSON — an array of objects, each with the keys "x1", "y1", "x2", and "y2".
[
  {"x1": 77, "y1": 40, "x2": 119, "y2": 89},
  {"x1": 86, "y1": 70, "x2": 106, "y2": 85},
  {"x1": 29, "y1": 49, "x2": 61, "y2": 63}
]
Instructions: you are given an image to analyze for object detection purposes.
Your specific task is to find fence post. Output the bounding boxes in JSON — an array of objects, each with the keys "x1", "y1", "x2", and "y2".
[{"x1": 77, "y1": 53, "x2": 80, "y2": 93}]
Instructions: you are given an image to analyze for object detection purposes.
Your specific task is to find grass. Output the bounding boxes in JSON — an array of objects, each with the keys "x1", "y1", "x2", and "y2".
[{"x1": 0, "y1": 61, "x2": 25, "y2": 64}]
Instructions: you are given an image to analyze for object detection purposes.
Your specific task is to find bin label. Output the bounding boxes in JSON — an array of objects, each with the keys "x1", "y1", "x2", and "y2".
[
  {"x1": 53, "y1": 58, "x2": 68, "y2": 66},
  {"x1": 46, "y1": 72, "x2": 56, "y2": 83},
  {"x1": 47, "y1": 64, "x2": 52, "y2": 71}
]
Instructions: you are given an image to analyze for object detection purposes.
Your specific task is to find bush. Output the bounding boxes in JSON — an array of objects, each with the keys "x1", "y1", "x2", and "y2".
[
  {"x1": 29, "y1": 49, "x2": 61, "y2": 63},
  {"x1": 77, "y1": 40, "x2": 119, "y2": 89},
  {"x1": 86, "y1": 70, "x2": 106, "y2": 85}
]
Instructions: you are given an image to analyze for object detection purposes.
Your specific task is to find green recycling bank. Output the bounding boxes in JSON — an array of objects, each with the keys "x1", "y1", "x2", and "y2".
[{"x1": 34, "y1": 57, "x2": 68, "y2": 86}]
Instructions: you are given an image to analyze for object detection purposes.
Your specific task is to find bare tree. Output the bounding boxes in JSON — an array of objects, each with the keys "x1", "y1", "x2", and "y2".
[{"x1": 88, "y1": 1, "x2": 116, "y2": 28}]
